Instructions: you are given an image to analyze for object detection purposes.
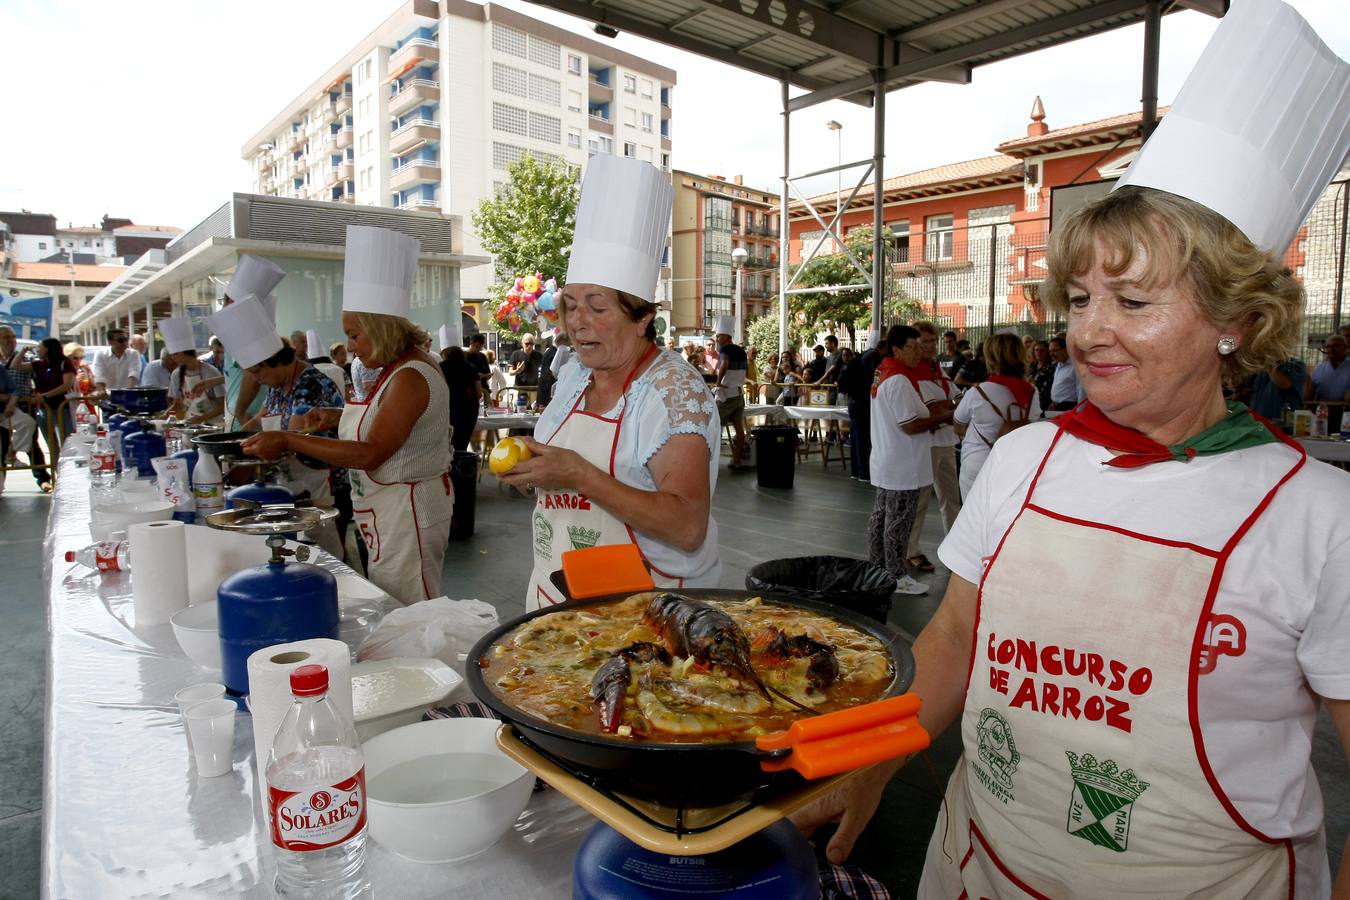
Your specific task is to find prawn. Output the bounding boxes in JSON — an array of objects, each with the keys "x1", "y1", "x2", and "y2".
[{"x1": 635, "y1": 669, "x2": 754, "y2": 737}]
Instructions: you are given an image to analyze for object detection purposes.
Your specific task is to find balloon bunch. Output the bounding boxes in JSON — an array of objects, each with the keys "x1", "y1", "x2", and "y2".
[{"x1": 494, "y1": 273, "x2": 560, "y2": 333}]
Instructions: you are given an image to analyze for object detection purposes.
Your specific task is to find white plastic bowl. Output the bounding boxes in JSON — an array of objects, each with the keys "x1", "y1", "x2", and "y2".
[
  {"x1": 363, "y1": 718, "x2": 532, "y2": 863},
  {"x1": 170, "y1": 602, "x2": 221, "y2": 670}
]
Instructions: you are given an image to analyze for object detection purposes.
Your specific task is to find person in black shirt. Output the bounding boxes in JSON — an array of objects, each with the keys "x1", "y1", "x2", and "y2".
[
  {"x1": 955, "y1": 341, "x2": 988, "y2": 386},
  {"x1": 838, "y1": 339, "x2": 883, "y2": 480},
  {"x1": 508, "y1": 334, "x2": 543, "y2": 398},
  {"x1": 439, "y1": 346, "x2": 481, "y2": 452},
  {"x1": 466, "y1": 333, "x2": 491, "y2": 394}
]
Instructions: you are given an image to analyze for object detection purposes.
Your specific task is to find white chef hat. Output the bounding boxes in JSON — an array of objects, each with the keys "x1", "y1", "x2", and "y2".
[
  {"x1": 226, "y1": 255, "x2": 286, "y2": 306},
  {"x1": 159, "y1": 316, "x2": 196, "y2": 354},
  {"x1": 437, "y1": 321, "x2": 461, "y2": 352},
  {"x1": 713, "y1": 316, "x2": 736, "y2": 338},
  {"x1": 566, "y1": 156, "x2": 672, "y2": 303},
  {"x1": 1114, "y1": 0, "x2": 1350, "y2": 254},
  {"x1": 304, "y1": 329, "x2": 321, "y2": 357},
  {"x1": 207, "y1": 295, "x2": 283, "y2": 369},
  {"x1": 342, "y1": 225, "x2": 420, "y2": 318}
]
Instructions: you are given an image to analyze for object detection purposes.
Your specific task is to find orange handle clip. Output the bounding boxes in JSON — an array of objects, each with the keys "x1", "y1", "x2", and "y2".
[
  {"x1": 756, "y1": 693, "x2": 929, "y2": 780},
  {"x1": 561, "y1": 544, "x2": 656, "y2": 600}
]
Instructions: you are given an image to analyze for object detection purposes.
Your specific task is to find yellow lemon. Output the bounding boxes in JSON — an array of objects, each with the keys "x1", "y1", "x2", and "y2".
[{"x1": 488, "y1": 436, "x2": 532, "y2": 476}]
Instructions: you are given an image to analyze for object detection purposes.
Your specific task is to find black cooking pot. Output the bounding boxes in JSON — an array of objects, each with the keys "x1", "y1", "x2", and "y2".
[
  {"x1": 466, "y1": 589, "x2": 915, "y2": 806},
  {"x1": 193, "y1": 431, "x2": 256, "y2": 459},
  {"x1": 120, "y1": 387, "x2": 169, "y2": 415}
]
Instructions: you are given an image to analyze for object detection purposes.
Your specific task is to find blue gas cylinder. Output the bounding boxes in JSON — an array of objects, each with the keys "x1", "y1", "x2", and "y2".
[
  {"x1": 117, "y1": 417, "x2": 146, "y2": 443},
  {"x1": 171, "y1": 448, "x2": 198, "y2": 472},
  {"x1": 216, "y1": 558, "x2": 339, "y2": 696},
  {"x1": 123, "y1": 429, "x2": 167, "y2": 477},
  {"x1": 572, "y1": 820, "x2": 820, "y2": 900},
  {"x1": 105, "y1": 413, "x2": 127, "y2": 430},
  {"x1": 227, "y1": 480, "x2": 297, "y2": 509}
]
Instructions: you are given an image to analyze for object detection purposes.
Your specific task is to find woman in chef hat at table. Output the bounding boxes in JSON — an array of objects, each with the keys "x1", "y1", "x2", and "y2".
[
  {"x1": 244, "y1": 225, "x2": 452, "y2": 604},
  {"x1": 496, "y1": 155, "x2": 722, "y2": 611},
  {"x1": 793, "y1": 2, "x2": 1350, "y2": 897},
  {"x1": 161, "y1": 315, "x2": 225, "y2": 425}
]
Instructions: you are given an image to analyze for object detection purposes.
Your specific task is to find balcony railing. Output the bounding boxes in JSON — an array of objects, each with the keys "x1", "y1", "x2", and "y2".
[
  {"x1": 390, "y1": 37, "x2": 437, "y2": 67},
  {"x1": 389, "y1": 118, "x2": 439, "y2": 153},
  {"x1": 390, "y1": 160, "x2": 441, "y2": 190},
  {"x1": 337, "y1": 161, "x2": 353, "y2": 181},
  {"x1": 398, "y1": 197, "x2": 441, "y2": 212},
  {"x1": 334, "y1": 126, "x2": 353, "y2": 149},
  {"x1": 335, "y1": 94, "x2": 352, "y2": 115},
  {"x1": 389, "y1": 79, "x2": 440, "y2": 115}
]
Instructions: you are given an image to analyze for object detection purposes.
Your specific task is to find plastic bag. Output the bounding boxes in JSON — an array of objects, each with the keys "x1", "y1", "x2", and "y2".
[
  {"x1": 356, "y1": 596, "x2": 499, "y2": 677},
  {"x1": 746, "y1": 555, "x2": 895, "y2": 623}
]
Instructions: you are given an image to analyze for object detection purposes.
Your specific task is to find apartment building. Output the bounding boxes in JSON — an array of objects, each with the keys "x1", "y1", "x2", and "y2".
[
  {"x1": 242, "y1": 0, "x2": 676, "y2": 311},
  {"x1": 671, "y1": 171, "x2": 779, "y2": 334}
]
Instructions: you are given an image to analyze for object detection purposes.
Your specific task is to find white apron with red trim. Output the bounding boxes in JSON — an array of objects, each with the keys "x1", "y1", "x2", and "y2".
[
  {"x1": 920, "y1": 427, "x2": 1304, "y2": 899},
  {"x1": 338, "y1": 361, "x2": 452, "y2": 605},
  {"x1": 526, "y1": 351, "x2": 685, "y2": 611}
]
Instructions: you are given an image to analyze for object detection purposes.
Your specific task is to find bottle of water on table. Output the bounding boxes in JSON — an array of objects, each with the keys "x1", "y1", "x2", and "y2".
[{"x1": 267, "y1": 664, "x2": 369, "y2": 899}]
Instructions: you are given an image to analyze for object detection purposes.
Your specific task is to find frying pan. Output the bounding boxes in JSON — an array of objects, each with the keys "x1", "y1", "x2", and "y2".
[{"x1": 465, "y1": 589, "x2": 919, "y2": 806}]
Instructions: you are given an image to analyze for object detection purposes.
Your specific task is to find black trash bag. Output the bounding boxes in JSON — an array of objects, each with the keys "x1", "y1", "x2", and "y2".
[
  {"x1": 449, "y1": 451, "x2": 479, "y2": 541},
  {"x1": 746, "y1": 555, "x2": 894, "y2": 623}
]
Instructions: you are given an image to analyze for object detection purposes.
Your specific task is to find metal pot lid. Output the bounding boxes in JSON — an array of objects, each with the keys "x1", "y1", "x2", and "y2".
[{"x1": 204, "y1": 506, "x2": 322, "y2": 534}]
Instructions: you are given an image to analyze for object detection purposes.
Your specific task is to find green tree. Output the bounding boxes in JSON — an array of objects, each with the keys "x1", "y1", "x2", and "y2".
[
  {"x1": 471, "y1": 154, "x2": 580, "y2": 338},
  {"x1": 792, "y1": 227, "x2": 876, "y2": 344}
]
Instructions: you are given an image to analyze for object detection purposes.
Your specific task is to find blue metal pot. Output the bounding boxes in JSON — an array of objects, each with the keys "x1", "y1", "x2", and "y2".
[
  {"x1": 226, "y1": 480, "x2": 297, "y2": 509},
  {"x1": 216, "y1": 558, "x2": 339, "y2": 696},
  {"x1": 121, "y1": 387, "x2": 168, "y2": 415}
]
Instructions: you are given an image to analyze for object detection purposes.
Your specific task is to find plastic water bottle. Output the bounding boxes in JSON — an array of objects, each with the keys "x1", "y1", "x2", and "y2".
[
  {"x1": 1313, "y1": 403, "x2": 1329, "y2": 439},
  {"x1": 516, "y1": 391, "x2": 528, "y2": 414},
  {"x1": 267, "y1": 664, "x2": 369, "y2": 899},
  {"x1": 91, "y1": 427, "x2": 117, "y2": 483},
  {"x1": 191, "y1": 451, "x2": 224, "y2": 518},
  {"x1": 164, "y1": 473, "x2": 196, "y2": 524},
  {"x1": 65, "y1": 541, "x2": 131, "y2": 573}
]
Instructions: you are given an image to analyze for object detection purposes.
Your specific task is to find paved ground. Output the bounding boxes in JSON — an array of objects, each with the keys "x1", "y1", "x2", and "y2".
[{"x1": 5, "y1": 450, "x2": 1348, "y2": 897}]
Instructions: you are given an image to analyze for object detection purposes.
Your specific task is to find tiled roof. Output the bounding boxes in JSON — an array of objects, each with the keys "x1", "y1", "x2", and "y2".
[
  {"x1": 10, "y1": 262, "x2": 124, "y2": 284},
  {"x1": 996, "y1": 106, "x2": 1170, "y2": 157},
  {"x1": 57, "y1": 226, "x2": 105, "y2": 234},
  {"x1": 788, "y1": 154, "x2": 1022, "y2": 214}
]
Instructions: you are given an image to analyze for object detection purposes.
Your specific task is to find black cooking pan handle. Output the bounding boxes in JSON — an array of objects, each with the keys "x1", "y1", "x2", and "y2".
[{"x1": 549, "y1": 569, "x2": 572, "y2": 601}]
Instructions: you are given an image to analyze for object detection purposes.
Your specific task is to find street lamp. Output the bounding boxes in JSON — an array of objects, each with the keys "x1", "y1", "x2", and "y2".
[
  {"x1": 826, "y1": 120, "x2": 842, "y2": 245},
  {"x1": 731, "y1": 246, "x2": 749, "y2": 344}
]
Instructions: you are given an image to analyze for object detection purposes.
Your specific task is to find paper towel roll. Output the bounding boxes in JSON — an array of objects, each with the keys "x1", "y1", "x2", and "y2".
[
  {"x1": 129, "y1": 520, "x2": 188, "y2": 625},
  {"x1": 246, "y1": 638, "x2": 353, "y2": 801}
]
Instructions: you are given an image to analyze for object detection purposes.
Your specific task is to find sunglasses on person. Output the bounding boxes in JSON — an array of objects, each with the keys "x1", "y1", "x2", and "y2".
[{"x1": 111, "y1": 336, "x2": 128, "y2": 344}]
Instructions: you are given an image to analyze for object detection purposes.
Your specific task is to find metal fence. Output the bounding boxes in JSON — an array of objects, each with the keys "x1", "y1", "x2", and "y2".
[{"x1": 868, "y1": 179, "x2": 1350, "y2": 361}]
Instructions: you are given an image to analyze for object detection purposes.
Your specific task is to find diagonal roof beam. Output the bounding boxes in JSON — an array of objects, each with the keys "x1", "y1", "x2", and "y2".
[{"x1": 894, "y1": 0, "x2": 1034, "y2": 43}]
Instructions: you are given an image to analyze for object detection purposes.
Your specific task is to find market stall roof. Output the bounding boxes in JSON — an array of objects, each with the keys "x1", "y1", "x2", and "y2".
[{"x1": 525, "y1": 0, "x2": 1226, "y2": 106}]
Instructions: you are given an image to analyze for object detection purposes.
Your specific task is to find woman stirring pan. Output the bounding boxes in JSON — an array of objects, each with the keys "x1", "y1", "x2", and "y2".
[
  {"x1": 244, "y1": 225, "x2": 452, "y2": 604},
  {"x1": 793, "y1": 2, "x2": 1350, "y2": 896},
  {"x1": 496, "y1": 156, "x2": 721, "y2": 611}
]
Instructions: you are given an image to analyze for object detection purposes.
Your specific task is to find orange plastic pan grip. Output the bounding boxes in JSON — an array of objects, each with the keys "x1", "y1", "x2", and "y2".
[
  {"x1": 760, "y1": 718, "x2": 930, "y2": 779},
  {"x1": 756, "y1": 694, "x2": 922, "y2": 753},
  {"x1": 561, "y1": 544, "x2": 656, "y2": 600}
]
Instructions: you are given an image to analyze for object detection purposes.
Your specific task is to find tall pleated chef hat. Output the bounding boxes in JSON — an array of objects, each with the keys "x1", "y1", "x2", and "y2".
[
  {"x1": 159, "y1": 316, "x2": 196, "y2": 354},
  {"x1": 304, "y1": 329, "x2": 321, "y2": 357},
  {"x1": 1114, "y1": 0, "x2": 1350, "y2": 254},
  {"x1": 207, "y1": 295, "x2": 283, "y2": 369},
  {"x1": 566, "y1": 156, "x2": 673, "y2": 304},
  {"x1": 226, "y1": 255, "x2": 286, "y2": 308},
  {"x1": 342, "y1": 225, "x2": 420, "y2": 317},
  {"x1": 713, "y1": 315, "x2": 736, "y2": 338},
  {"x1": 437, "y1": 321, "x2": 461, "y2": 352}
]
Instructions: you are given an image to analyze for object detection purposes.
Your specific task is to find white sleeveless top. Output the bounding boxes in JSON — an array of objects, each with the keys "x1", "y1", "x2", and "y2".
[{"x1": 359, "y1": 358, "x2": 451, "y2": 484}]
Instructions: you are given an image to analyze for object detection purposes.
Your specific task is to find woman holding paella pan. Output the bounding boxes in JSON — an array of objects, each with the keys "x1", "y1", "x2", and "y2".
[
  {"x1": 794, "y1": 3, "x2": 1350, "y2": 897},
  {"x1": 496, "y1": 156, "x2": 722, "y2": 610}
]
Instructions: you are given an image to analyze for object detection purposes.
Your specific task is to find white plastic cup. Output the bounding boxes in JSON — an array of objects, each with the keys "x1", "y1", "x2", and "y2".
[
  {"x1": 175, "y1": 683, "x2": 226, "y2": 749},
  {"x1": 184, "y1": 698, "x2": 237, "y2": 777},
  {"x1": 261, "y1": 415, "x2": 283, "y2": 432}
]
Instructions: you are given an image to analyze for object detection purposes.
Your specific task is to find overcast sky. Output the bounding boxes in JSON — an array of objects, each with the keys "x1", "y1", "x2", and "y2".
[{"x1": 2, "y1": 0, "x2": 1347, "y2": 230}]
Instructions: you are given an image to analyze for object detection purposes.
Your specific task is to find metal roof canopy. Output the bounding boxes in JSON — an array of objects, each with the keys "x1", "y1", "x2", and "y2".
[{"x1": 526, "y1": 0, "x2": 1228, "y2": 347}]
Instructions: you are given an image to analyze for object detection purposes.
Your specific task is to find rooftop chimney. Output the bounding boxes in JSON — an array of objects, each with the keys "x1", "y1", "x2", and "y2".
[
  {"x1": 733, "y1": 175, "x2": 743, "y2": 185},
  {"x1": 1027, "y1": 96, "x2": 1049, "y2": 137}
]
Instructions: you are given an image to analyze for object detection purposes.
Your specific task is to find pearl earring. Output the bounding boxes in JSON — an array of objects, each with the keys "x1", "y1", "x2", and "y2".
[{"x1": 1217, "y1": 336, "x2": 1238, "y2": 355}]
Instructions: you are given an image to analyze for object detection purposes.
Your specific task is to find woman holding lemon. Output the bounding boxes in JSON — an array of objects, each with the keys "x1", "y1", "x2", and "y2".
[
  {"x1": 496, "y1": 157, "x2": 722, "y2": 610},
  {"x1": 243, "y1": 225, "x2": 453, "y2": 604}
]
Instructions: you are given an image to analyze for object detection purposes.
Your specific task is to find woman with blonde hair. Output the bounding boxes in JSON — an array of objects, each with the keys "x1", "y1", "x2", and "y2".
[
  {"x1": 245, "y1": 226, "x2": 451, "y2": 604},
  {"x1": 794, "y1": 3, "x2": 1350, "y2": 894},
  {"x1": 951, "y1": 332, "x2": 1041, "y2": 499}
]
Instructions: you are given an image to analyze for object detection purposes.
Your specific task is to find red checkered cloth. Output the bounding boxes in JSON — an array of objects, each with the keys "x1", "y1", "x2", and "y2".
[{"x1": 820, "y1": 862, "x2": 892, "y2": 899}]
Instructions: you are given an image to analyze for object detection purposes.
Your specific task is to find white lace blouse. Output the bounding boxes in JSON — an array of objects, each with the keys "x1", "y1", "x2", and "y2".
[{"x1": 534, "y1": 346, "x2": 722, "y2": 586}]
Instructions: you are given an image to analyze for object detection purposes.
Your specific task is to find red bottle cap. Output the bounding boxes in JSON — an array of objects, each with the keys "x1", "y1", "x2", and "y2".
[
  {"x1": 290, "y1": 664, "x2": 329, "y2": 697},
  {"x1": 64, "y1": 551, "x2": 76, "y2": 562}
]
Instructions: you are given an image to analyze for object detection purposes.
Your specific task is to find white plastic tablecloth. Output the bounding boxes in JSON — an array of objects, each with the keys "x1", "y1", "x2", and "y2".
[
  {"x1": 41, "y1": 458, "x2": 592, "y2": 897},
  {"x1": 1300, "y1": 437, "x2": 1350, "y2": 463}
]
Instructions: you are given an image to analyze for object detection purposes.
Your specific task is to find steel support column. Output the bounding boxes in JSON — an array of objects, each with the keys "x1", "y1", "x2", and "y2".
[
  {"x1": 1141, "y1": 0, "x2": 1162, "y2": 140},
  {"x1": 779, "y1": 79, "x2": 791, "y2": 353},
  {"x1": 869, "y1": 70, "x2": 885, "y2": 350}
]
